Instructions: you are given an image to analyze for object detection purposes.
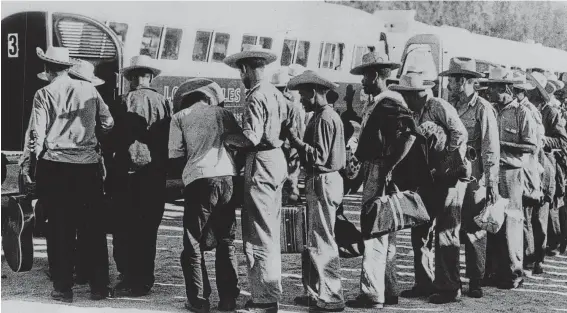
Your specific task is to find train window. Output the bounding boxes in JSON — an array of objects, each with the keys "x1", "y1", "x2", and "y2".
[
  {"x1": 160, "y1": 28, "x2": 183, "y2": 60},
  {"x1": 401, "y1": 44, "x2": 437, "y2": 81},
  {"x1": 281, "y1": 39, "x2": 309, "y2": 67},
  {"x1": 241, "y1": 35, "x2": 272, "y2": 51},
  {"x1": 242, "y1": 35, "x2": 257, "y2": 50},
  {"x1": 318, "y1": 42, "x2": 344, "y2": 70},
  {"x1": 352, "y1": 46, "x2": 374, "y2": 68},
  {"x1": 193, "y1": 30, "x2": 213, "y2": 62},
  {"x1": 281, "y1": 39, "x2": 296, "y2": 66},
  {"x1": 108, "y1": 22, "x2": 128, "y2": 43},
  {"x1": 259, "y1": 37, "x2": 273, "y2": 50},
  {"x1": 212, "y1": 33, "x2": 230, "y2": 62},
  {"x1": 140, "y1": 25, "x2": 163, "y2": 59},
  {"x1": 295, "y1": 41, "x2": 310, "y2": 67}
]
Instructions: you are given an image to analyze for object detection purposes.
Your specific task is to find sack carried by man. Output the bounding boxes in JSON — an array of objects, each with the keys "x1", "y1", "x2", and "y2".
[
  {"x1": 361, "y1": 183, "x2": 430, "y2": 239},
  {"x1": 474, "y1": 197, "x2": 509, "y2": 234}
]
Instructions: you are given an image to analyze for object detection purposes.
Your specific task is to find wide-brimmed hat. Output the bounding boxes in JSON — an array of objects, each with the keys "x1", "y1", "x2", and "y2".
[
  {"x1": 512, "y1": 70, "x2": 535, "y2": 91},
  {"x1": 350, "y1": 52, "x2": 400, "y2": 75},
  {"x1": 479, "y1": 67, "x2": 518, "y2": 85},
  {"x1": 529, "y1": 68, "x2": 546, "y2": 74},
  {"x1": 36, "y1": 47, "x2": 74, "y2": 67},
  {"x1": 172, "y1": 78, "x2": 225, "y2": 113},
  {"x1": 120, "y1": 55, "x2": 161, "y2": 78},
  {"x1": 388, "y1": 72, "x2": 435, "y2": 92},
  {"x1": 527, "y1": 71, "x2": 551, "y2": 103},
  {"x1": 37, "y1": 59, "x2": 105, "y2": 86},
  {"x1": 439, "y1": 57, "x2": 483, "y2": 78},
  {"x1": 544, "y1": 71, "x2": 565, "y2": 94},
  {"x1": 223, "y1": 44, "x2": 277, "y2": 69},
  {"x1": 287, "y1": 70, "x2": 339, "y2": 90},
  {"x1": 270, "y1": 68, "x2": 290, "y2": 88},
  {"x1": 288, "y1": 63, "x2": 306, "y2": 77}
]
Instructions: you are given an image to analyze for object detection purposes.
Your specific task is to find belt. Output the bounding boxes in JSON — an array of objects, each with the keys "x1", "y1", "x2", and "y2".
[{"x1": 250, "y1": 146, "x2": 279, "y2": 152}]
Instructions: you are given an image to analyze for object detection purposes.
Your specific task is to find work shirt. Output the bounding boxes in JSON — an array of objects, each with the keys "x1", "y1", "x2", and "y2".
[
  {"x1": 496, "y1": 100, "x2": 538, "y2": 168},
  {"x1": 168, "y1": 103, "x2": 239, "y2": 186},
  {"x1": 539, "y1": 102, "x2": 567, "y2": 153},
  {"x1": 454, "y1": 92, "x2": 499, "y2": 186},
  {"x1": 242, "y1": 81, "x2": 288, "y2": 150},
  {"x1": 28, "y1": 75, "x2": 114, "y2": 164},
  {"x1": 519, "y1": 97, "x2": 545, "y2": 147},
  {"x1": 414, "y1": 95, "x2": 468, "y2": 153},
  {"x1": 302, "y1": 105, "x2": 346, "y2": 174},
  {"x1": 116, "y1": 86, "x2": 171, "y2": 171}
]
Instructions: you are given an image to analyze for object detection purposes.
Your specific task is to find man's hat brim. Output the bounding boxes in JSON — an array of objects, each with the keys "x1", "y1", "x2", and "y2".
[
  {"x1": 36, "y1": 47, "x2": 74, "y2": 67},
  {"x1": 287, "y1": 73, "x2": 339, "y2": 90},
  {"x1": 512, "y1": 83, "x2": 536, "y2": 91},
  {"x1": 388, "y1": 80, "x2": 435, "y2": 92},
  {"x1": 350, "y1": 62, "x2": 400, "y2": 75},
  {"x1": 223, "y1": 50, "x2": 277, "y2": 68},
  {"x1": 478, "y1": 78, "x2": 519, "y2": 85},
  {"x1": 438, "y1": 69, "x2": 483, "y2": 78}
]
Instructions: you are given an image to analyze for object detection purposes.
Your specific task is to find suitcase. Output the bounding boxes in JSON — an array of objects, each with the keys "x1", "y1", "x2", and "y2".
[{"x1": 280, "y1": 206, "x2": 306, "y2": 253}]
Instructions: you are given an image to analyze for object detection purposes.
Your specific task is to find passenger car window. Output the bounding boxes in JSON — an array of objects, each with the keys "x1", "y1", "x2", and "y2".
[
  {"x1": 108, "y1": 22, "x2": 128, "y2": 43},
  {"x1": 161, "y1": 28, "x2": 183, "y2": 60},
  {"x1": 140, "y1": 25, "x2": 162, "y2": 59},
  {"x1": 259, "y1": 37, "x2": 272, "y2": 49},
  {"x1": 212, "y1": 33, "x2": 230, "y2": 62},
  {"x1": 281, "y1": 39, "x2": 296, "y2": 66},
  {"x1": 295, "y1": 41, "x2": 310, "y2": 67},
  {"x1": 281, "y1": 39, "x2": 309, "y2": 67},
  {"x1": 319, "y1": 42, "x2": 344, "y2": 70},
  {"x1": 242, "y1": 35, "x2": 257, "y2": 51},
  {"x1": 192, "y1": 30, "x2": 212, "y2": 62},
  {"x1": 241, "y1": 35, "x2": 272, "y2": 51}
]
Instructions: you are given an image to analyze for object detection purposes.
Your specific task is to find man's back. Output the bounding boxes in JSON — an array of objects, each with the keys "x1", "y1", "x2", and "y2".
[
  {"x1": 169, "y1": 103, "x2": 240, "y2": 186},
  {"x1": 31, "y1": 75, "x2": 113, "y2": 164}
]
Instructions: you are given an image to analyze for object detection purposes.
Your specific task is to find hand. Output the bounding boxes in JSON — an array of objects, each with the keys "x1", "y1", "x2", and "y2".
[{"x1": 486, "y1": 185, "x2": 498, "y2": 206}]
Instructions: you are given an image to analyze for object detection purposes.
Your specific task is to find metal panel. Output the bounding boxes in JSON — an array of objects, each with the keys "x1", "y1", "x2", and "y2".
[{"x1": 54, "y1": 17, "x2": 116, "y2": 59}]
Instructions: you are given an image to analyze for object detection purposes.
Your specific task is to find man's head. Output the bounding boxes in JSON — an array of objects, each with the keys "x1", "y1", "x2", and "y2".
[
  {"x1": 172, "y1": 78, "x2": 225, "y2": 113},
  {"x1": 361, "y1": 67, "x2": 391, "y2": 96},
  {"x1": 237, "y1": 57, "x2": 267, "y2": 89},
  {"x1": 179, "y1": 91, "x2": 211, "y2": 111},
  {"x1": 126, "y1": 68, "x2": 153, "y2": 89},
  {"x1": 120, "y1": 55, "x2": 161, "y2": 89},
  {"x1": 43, "y1": 62, "x2": 71, "y2": 82},
  {"x1": 511, "y1": 71, "x2": 536, "y2": 102},
  {"x1": 487, "y1": 83, "x2": 513, "y2": 105},
  {"x1": 326, "y1": 89, "x2": 340, "y2": 106},
  {"x1": 36, "y1": 47, "x2": 74, "y2": 82},
  {"x1": 447, "y1": 76, "x2": 477, "y2": 100},
  {"x1": 287, "y1": 70, "x2": 338, "y2": 112},
  {"x1": 388, "y1": 73, "x2": 434, "y2": 112}
]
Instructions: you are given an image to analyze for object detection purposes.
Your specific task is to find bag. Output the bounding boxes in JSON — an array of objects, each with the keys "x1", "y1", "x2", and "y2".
[
  {"x1": 361, "y1": 183, "x2": 430, "y2": 239},
  {"x1": 523, "y1": 153, "x2": 544, "y2": 202},
  {"x1": 335, "y1": 204, "x2": 364, "y2": 258},
  {"x1": 280, "y1": 206, "x2": 306, "y2": 253},
  {"x1": 474, "y1": 197, "x2": 509, "y2": 234}
]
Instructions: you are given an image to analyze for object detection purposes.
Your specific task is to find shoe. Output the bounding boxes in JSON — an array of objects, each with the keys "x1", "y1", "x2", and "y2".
[
  {"x1": 429, "y1": 290, "x2": 461, "y2": 304},
  {"x1": 112, "y1": 281, "x2": 131, "y2": 297},
  {"x1": 294, "y1": 295, "x2": 317, "y2": 307},
  {"x1": 90, "y1": 288, "x2": 112, "y2": 301},
  {"x1": 467, "y1": 280, "x2": 483, "y2": 298},
  {"x1": 130, "y1": 285, "x2": 152, "y2": 297},
  {"x1": 400, "y1": 286, "x2": 433, "y2": 298},
  {"x1": 345, "y1": 295, "x2": 384, "y2": 309},
  {"x1": 533, "y1": 263, "x2": 544, "y2": 275},
  {"x1": 51, "y1": 289, "x2": 73, "y2": 303},
  {"x1": 385, "y1": 296, "x2": 398, "y2": 305},
  {"x1": 546, "y1": 248, "x2": 559, "y2": 257},
  {"x1": 243, "y1": 300, "x2": 279, "y2": 313},
  {"x1": 218, "y1": 298, "x2": 237, "y2": 311},
  {"x1": 523, "y1": 262, "x2": 534, "y2": 271},
  {"x1": 185, "y1": 300, "x2": 211, "y2": 313},
  {"x1": 497, "y1": 278, "x2": 524, "y2": 290}
]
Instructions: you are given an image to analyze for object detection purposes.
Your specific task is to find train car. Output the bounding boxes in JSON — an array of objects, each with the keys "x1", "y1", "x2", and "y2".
[{"x1": 2, "y1": 1, "x2": 392, "y2": 195}]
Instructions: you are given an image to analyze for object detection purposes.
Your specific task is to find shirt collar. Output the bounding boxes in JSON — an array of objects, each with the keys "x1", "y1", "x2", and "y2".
[
  {"x1": 245, "y1": 81, "x2": 262, "y2": 100},
  {"x1": 499, "y1": 99, "x2": 518, "y2": 112},
  {"x1": 518, "y1": 97, "x2": 530, "y2": 107}
]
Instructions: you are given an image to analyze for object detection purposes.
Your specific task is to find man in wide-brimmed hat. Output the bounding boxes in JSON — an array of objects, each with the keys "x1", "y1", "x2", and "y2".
[
  {"x1": 27, "y1": 46, "x2": 114, "y2": 302},
  {"x1": 437, "y1": 57, "x2": 500, "y2": 299},
  {"x1": 284, "y1": 70, "x2": 346, "y2": 312},
  {"x1": 390, "y1": 71, "x2": 469, "y2": 304},
  {"x1": 112, "y1": 54, "x2": 171, "y2": 297},
  {"x1": 168, "y1": 78, "x2": 242, "y2": 312},
  {"x1": 38, "y1": 59, "x2": 105, "y2": 86},
  {"x1": 483, "y1": 67, "x2": 539, "y2": 289},
  {"x1": 346, "y1": 52, "x2": 410, "y2": 309},
  {"x1": 222, "y1": 44, "x2": 287, "y2": 313}
]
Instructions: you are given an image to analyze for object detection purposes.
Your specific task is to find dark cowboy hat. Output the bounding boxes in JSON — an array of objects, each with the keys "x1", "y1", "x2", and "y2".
[
  {"x1": 350, "y1": 52, "x2": 400, "y2": 75},
  {"x1": 439, "y1": 57, "x2": 483, "y2": 78}
]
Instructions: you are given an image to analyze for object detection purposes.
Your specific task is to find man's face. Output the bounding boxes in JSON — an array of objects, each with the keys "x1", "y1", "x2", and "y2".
[
  {"x1": 488, "y1": 84, "x2": 508, "y2": 104},
  {"x1": 447, "y1": 76, "x2": 464, "y2": 101},
  {"x1": 401, "y1": 90, "x2": 427, "y2": 112},
  {"x1": 361, "y1": 69, "x2": 379, "y2": 95},
  {"x1": 514, "y1": 88, "x2": 526, "y2": 101},
  {"x1": 298, "y1": 87, "x2": 316, "y2": 112},
  {"x1": 128, "y1": 70, "x2": 153, "y2": 88}
]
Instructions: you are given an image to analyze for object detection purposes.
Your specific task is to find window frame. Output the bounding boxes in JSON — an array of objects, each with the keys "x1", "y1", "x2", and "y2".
[
  {"x1": 318, "y1": 41, "x2": 344, "y2": 70},
  {"x1": 158, "y1": 26, "x2": 183, "y2": 60},
  {"x1": 210, "y1": 31, "x2": 231, "y2": 63},
  {"x1": 242, "y1": 33, "x2": 273, "y2": 51},
  {"x1": 281, "y1": 38, "x2": 310, "y2": 67},
  {"x1": 139, "y1": 24, "x2": 165, "y2": 60},
  {"x1": 192, "y1": 29, "x2": 214, "y2": 62}
]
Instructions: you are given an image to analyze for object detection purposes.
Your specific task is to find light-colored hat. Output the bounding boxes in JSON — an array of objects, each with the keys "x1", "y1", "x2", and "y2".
[
  {"x1": 223, "y1": 44, "x2": 277, "y2": 69},
  {"x1": 37, "y1": 59, "x2": 105, "y2": 86},
  {"x1": 527, "y1": 71, "x2": 551, "y2": 103},
  {"x1": 36, "y1": 47, "x2": 74, "y2": 66},
  {"x1": 288, "y1": 63, "x2": 306, "y2": 77},
  {"x1": 480, "y1": 67, "x2": 518, "y2": 85},
  {"x1": 350, "y1": 51, "x2": 400, "y2": 75},
  {"x1": 270, "y1": 68, "x2": 290, "y2": 88},
  {"x1": 529, "y1": 68, "x2": 546, "y2": 74},
  {"x1": 388, "y1": 72, "x2": 435, "y2": 92},
  {"x1": 544, "y1": 71, "x2": 565, "y2": 94},
  {"x1": 120, "y1": 55, "x2": 161, "y2": 77},
  {"x1": 287, "y1": 70, "x2": 339, "y2": 90},
  {"x1": 439, "y1": 57, "x2": 483, "y2": 78},
  {"x1": 172, "y1": 78, "x2": 225, "y2": 113},
  {"x1": 512, "y1": 70, "x2": 535, "y2": 91}
]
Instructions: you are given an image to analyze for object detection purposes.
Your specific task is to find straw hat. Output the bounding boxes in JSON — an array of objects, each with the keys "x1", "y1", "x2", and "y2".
[
  {"x1": 223, "y1": 44, "x2": 277, "y2": 69},
  {"x1": 120, "y1": 55, "x2": 161, "y2": 77},
  {"x1": 270, "y1": 68, "x2": 290, "y2": 88},
  {"x1": 287, "y1": 70, "x2": 339, "y2": 90},
  {"x1": 512, "y1": 70, "x2": 536, "y2": 91},
  {"x1": 350, "y1": 51, "x2": 400, "y2": 75},
  {"x1": 439, "y1": 57, "x2": 483, "y2": 78},
  {"x1": 388, "y1": 72, "x2": 435, "y2": 92},
  {"x1": 172, "y1": 78, "x2": 225, "y2": 113},
  {"x1": 479, "y1": 67, "x2": 518, "y2": 85},
  {"x1": 36, "y1": 47, "x2": 74, "y2": 67},
  {"x1": 527, "y1": 72, "x2": 551, "y2": 103},
  {"x1": 37, "y1": 59, "x2": 104, "y2": 86}
]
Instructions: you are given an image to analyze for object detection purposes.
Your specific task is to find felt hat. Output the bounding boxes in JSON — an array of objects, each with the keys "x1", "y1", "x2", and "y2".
[
  {"x1": 350, "y1": 51, "x2": 400, "y2": 75},
  {"x1": 37, "y1": 59, "x2": 104, "y2": 86},
  {"x1": 287, "y1": 70, "x2": 339, "y2": 90},
  {"x1": 172, "y1": 78, "x2": 225, "y2": 113},
  {"x1": 439, "y1": 57, "x2": 483, "y2": 78},
  {"x1": 36, "y1": 47, "x2": 75, "y2": 67},
  {"x1": 527, "y1": 71, "x2": 551, "y2": 103},
  {"x1": 512, "y1": 70, "x2": 536, "y2": 91},
  {"x1": 388, "y1": 72, "x2": 435, "y2": 92},
  {"x1": 223, "y1": 44, "x2": 277, "y2": 69},
  {"x1": 479, "y1": 67, "x2": 518, "y2": 85},
  {"x1": 120, "y1": 55, "x2": 161, "y2": 77}
]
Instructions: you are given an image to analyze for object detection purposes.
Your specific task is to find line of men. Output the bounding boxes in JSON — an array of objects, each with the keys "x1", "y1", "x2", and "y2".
[{"x1": 20, "y1": 43, "x2": 567, "y2": 313}]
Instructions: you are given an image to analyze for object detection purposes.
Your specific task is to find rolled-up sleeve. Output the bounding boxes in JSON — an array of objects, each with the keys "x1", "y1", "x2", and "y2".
[
  {"x1": 430, "y1": 100, "x2": 468, "y2": 152},
  {"x1": 242, "y1": 96, "x2": 266, "y2": 146},
  {"x1": 478, "y1": 104, "x2": 500, "y2": 186},
  {"x1": 29, "y1": 91, "x2": 50, "y2": 156},
  {"x1": 168, "y1": 115, "x2": 185, "y2": 159}
]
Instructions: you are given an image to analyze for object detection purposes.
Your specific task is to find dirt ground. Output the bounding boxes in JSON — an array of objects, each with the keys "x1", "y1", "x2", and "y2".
[{"x1": 2, "y1": 183, "x2": 567, "y2": 313}]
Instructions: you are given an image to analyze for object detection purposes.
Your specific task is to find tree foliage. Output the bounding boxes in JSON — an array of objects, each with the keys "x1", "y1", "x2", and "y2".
[{"x1": 333, "y1": 1, "x2": 567, "y2": 51}]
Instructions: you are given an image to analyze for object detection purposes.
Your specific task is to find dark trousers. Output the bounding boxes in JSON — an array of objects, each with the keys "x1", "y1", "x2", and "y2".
[
  {"x1": 181, "y1": 176, "x2": 239, "y2": 306},
  {"x1": 113, "y1": 164, "x2": 166, "y2": 289},
  {"x1": 410, "y1": 222, "x2": 435, "y2": 289},
  {"x1": 524, "y1": 199, "x2": 550, "y2": 265},
  {"x1": 548, "y1": 198, "x2": 567, "y2": 252},
  {"x1": 37, "y1": 159, "x2": 109, "y2": 292}
]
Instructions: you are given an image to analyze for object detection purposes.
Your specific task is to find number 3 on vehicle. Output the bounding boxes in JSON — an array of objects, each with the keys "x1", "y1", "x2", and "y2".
[{"x1": 7, "y1": 33, "x2": 18, "y2": 58}]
